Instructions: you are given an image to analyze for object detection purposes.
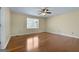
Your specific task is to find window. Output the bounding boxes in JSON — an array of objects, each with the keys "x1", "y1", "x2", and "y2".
[{"x1": 27, "y1": 17, "x2": 39, "y2": 29}]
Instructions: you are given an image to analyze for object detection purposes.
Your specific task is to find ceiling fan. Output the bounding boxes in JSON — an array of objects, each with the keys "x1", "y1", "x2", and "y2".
[{"x1": 39, "y1": 7, "x2": 52, "y2": 16}]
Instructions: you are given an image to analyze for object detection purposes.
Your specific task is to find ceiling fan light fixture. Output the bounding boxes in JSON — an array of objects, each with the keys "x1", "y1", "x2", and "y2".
[
  {"x1": 39, "y1": 7, "x2": 52, "y2": 16},
  {"x1": 41, "y1": 12, "x2": 47, "y2": 16}
]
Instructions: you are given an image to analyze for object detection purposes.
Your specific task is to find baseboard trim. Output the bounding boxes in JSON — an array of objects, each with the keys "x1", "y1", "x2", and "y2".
[
  {"x1": 11, "y1": 32, "x2": 45, "y2": 37},
  {"x1": 48, "y1": 32, "x2": 79, "y2": 39},
  {"x1": 3, "y1": 35, "x2": 11, "y2": 49}
]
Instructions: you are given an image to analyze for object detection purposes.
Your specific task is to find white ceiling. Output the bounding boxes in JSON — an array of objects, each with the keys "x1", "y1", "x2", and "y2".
[{"x1": 10, "y1": 7, "x2": 79, "y2": 18}]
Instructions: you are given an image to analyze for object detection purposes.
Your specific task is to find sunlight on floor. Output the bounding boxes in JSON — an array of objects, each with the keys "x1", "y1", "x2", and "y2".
[{"x1": 26, "y1": 36, "x2": 39, "y2": 51}]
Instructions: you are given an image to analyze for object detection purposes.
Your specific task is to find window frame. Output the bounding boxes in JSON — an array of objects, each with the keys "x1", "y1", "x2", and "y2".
[{"x1": 26, "y1": 17, "x2": 39, "y2": 29}]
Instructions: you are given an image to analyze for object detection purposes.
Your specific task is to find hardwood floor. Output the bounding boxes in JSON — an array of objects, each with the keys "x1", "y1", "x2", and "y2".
[{"x1": 6, "y1": 32, "x2": 79, "y2": 52}]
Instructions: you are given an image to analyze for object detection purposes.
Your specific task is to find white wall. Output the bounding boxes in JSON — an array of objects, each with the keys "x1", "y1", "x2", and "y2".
[
  {"x1": 1, "y1": 8, "x2": 11, "y2": 49},
  {"x1": 11, "y1": 12, "x2": 46, "y2": 36},
  {"x1": 46, "y1": 11, "x2": 79, "y2": 38}
]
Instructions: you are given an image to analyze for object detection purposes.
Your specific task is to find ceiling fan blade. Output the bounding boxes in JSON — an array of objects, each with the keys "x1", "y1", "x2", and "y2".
[
  {"x1": 40, "y1": 10, "x2": 44, "y2": 13},
  {"x1": 46, "y1": 12, "x2": 52, "y2": 14},
  {"x1": 38, "y1": 7, "x2": 53, "y2": 16}
]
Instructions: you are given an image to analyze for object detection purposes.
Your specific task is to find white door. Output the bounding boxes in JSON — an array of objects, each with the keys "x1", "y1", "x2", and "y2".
[{"x1": 0, "y1": 8, "x2": 1, "y2": 48}]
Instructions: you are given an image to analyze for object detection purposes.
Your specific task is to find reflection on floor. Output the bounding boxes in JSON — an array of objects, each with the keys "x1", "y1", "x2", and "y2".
[
  {"x1": 6, "y1": 32, "x2": 79, "y2": 52},
  {"x1": 26, "y1": 36, "x2": 39, "y2": 51}
]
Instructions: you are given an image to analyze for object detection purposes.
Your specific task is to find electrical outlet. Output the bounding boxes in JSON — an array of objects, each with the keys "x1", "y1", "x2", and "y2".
[{"x1": 72, "y1": 32, "x2": 74, "y2": 34}]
